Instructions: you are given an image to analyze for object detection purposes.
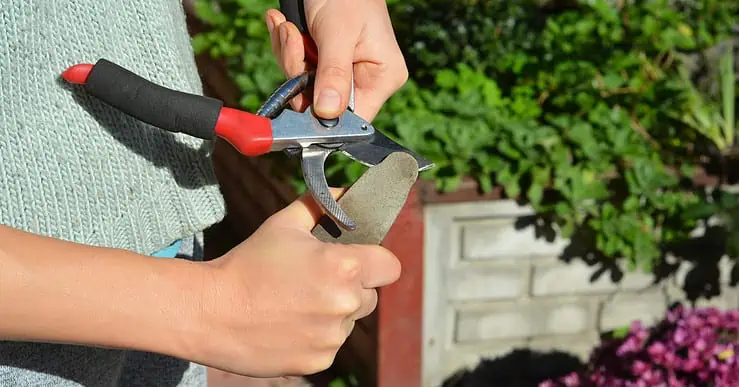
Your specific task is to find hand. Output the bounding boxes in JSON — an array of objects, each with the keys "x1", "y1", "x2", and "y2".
[
  {"x1": 265, "y1": 0, "x2": 409, "y2": 121},
  {"x1": 192, "y1": 190, "x2": 401, "y2": 377},
  {"x1": 0, "y1": 190, "x2": 399, "y2": 379}
]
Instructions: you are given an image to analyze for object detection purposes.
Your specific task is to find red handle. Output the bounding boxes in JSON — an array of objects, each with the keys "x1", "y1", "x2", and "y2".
[
  {"x1": 61, "y1": 60, "x2": 274, "y2": 157},
  {"x1": 302, "y1": 34, "x2": 319, "y2": 65},
  {"x1": 214, "y1": 108, "x2": 274, "y2": 156}
]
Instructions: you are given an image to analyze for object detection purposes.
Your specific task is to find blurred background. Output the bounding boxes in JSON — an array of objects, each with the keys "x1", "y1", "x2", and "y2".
[{"x1": 181, "y1": 0, "x2": 738, "y2": 386}]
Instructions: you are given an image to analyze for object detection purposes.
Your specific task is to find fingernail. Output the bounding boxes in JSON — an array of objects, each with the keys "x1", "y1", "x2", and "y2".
[
  {"x1": 265, "y1": 15, "x2": 275, "y2": 31},
  {"x1": 316, "y1": 89, "x2": 341, "y2": 115}
]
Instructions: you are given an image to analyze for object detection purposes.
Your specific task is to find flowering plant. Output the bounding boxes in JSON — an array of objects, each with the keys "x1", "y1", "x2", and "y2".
[{"x1": 541, "y1": 304, "x2": 739, "y2": 386}]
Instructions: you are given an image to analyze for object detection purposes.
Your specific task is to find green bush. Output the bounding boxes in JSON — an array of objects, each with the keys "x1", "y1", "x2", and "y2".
[{"x1": 191, "y1": 0, "x2": 738, "y2": 276}]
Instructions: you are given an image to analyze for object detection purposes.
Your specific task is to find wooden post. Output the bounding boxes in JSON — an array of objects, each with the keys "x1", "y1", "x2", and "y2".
[{"x1": 376, "y1": 185, "x2": 425, "y2": 387}]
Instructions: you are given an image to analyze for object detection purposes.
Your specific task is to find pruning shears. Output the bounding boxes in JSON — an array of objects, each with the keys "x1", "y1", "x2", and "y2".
[{"x1": 60, "y1": 0, "x2": 433, "y2": 231}]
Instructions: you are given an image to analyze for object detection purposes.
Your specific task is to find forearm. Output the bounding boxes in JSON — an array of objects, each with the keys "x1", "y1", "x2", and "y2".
[{"x1": 0, "y1": 224, "x2": 207, "y2": 359}]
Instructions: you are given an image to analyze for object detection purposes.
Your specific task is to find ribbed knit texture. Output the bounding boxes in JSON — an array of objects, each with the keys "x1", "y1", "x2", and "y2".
[{"x1": 0, "y1": 0, "x2": 227, "y2": 255}]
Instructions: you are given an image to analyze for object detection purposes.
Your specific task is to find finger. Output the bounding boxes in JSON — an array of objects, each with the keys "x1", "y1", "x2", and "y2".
[
  {"x1": 355, "y1": 245, "x2": 401, "y2": 288},
  {"x1": 266, "y1": 9, "x2": 312, "y2": 112},
  {"x1": 265, "y1": 9, "x2": 286, "y2": 66},
  {"x1": 270, "y1": 187, "x2": 348, "y2": 230},
  {"x1": 278, "y1": 22, "x2": 307, "y2": 77},
  {"x1": 351, "y1": 288, "x2": 378, "y2": 321},
  {"x1": 278, "y1": 22, "x2": 311, "y2": 111},
  {"x1": 346, "y1": 8, "x2": 409, "y2": 121},
  {"x1": 310, "y1": 19, "x2": 361, "y2": 119},
  {"x1": 351, "y1": 57, "x2": 409, "y2": 122},
  {"x1": 340, "y1": 317, "x2": 356, "y2": 340},
  {"x1": 350, "y1": 77, "x2": 387, "y2": 122}
]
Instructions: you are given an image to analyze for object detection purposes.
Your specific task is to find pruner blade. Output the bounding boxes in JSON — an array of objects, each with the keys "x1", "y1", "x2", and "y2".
[{"x1": 340, "y1": 131, "x2": 435, "y2": 172}]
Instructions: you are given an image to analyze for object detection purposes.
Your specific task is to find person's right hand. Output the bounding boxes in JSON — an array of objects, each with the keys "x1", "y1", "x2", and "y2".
[{"x1": 190, "y1": 190, "x2": 401, "y2": 377}]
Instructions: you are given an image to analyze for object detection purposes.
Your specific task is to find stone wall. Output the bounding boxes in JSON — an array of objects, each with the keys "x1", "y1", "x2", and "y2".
[{"x1": 422, "y1": 199, "x2": 738, "y2": 387}]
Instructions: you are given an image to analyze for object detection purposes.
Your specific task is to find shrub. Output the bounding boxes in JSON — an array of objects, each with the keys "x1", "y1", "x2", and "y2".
[
  {"x1": 190, "y1": 0, "x2": 739, "y2": 275},
  {"x1": 540, "y1": 304, "x2": 739, "y2": 386}
]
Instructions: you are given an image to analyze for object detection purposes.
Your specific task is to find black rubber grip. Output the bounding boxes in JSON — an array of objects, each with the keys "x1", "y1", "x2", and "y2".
[
  {"x1": 84, "y1": 59, "x2": 223, "y2": 140},
  {"x1": 279, "y1": 0, "x2": 309, "y2": 34}
]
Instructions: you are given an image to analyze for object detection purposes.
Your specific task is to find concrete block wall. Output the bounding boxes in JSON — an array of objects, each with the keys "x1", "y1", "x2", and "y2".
[{"x1": 422, "y1": 199, "x2": 738, "y2": 387}]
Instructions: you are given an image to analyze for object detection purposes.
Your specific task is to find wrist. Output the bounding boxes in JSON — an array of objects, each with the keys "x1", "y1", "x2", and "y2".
[
  {"x1": 131, "y1": 257, "x2": 216, "y2": 361},
  {"x1": 0, "y1": 224, "x2": 216, "y2": 361}
]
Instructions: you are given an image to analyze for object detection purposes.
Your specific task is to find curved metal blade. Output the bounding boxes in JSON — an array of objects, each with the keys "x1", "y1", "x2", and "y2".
[
  {"x1": 340, "y1": 131, "x2": 435, "y2": 172},
  {"x1": 301, "y1": 145, "x2": 357, "y2": 230}
]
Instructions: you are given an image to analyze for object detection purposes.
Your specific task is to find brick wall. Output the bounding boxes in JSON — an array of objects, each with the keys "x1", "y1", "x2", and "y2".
[{"x1": 422, "y1": 199, "x2": 738, "y2": 387}]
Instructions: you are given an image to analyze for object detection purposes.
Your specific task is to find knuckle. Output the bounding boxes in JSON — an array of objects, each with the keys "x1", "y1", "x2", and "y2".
[
  {"x1": 370, "y1": 60, "x2": 409, "y2": 96},
  {"x1": 356, "y1": 290, "x2": 378, "y2": 319},
  {"x1": 393, "y1": 71, "x2": 409, "y2": 90},
  {"x1": 324, "y1": 329, "x2": 349, "y2": 349},
  {"x1": 299, "y1": 352, "x2": 337, "y2": 375},
  {"x1": 394, "y1": 61, "x2": 409, "y2": 86},
  {"x1": 319, "y1": 64, "x2": 351, "y2": 81},
  {"x1": 336, "y1": 253, "x2": 361, "y2": 280},
  {"x1": 322, "y1": 246, "x2": 362, "y2": 281},
  {"x1": 314, "y1": 320, "x2": 349, "y2": 349},
  {"x1": 332, "y1": 291, "x2": 362, "y2": 315},
  {"x1": 367, "y1": 290, "x2": 379, "y2": 311}
]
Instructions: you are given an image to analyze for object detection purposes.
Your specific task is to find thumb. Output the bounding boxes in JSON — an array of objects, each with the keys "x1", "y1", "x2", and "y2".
[
  {"x1": 268, "y1": 187, "x2": 347, "y2": 230},
  {"x1": 310, "y1": 21, "x2": 359, "y2": 119},
  {"x1": 355, "y1": 244, "x2": 401, "y2": 288}
]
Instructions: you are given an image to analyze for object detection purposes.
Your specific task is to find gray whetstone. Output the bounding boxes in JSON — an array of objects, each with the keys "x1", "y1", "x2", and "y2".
[{"x1": 311, "y1": 152, "x2": 419, "y2": 244}]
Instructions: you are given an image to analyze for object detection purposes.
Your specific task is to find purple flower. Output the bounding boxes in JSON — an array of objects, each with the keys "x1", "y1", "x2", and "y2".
[
  {"x1": 663, "y1": 352, "x2": 679, "y2": 369},
  {"x1": 687, "y1": 315, "x2": 703, "y2": 329},
  {"x1": 683, "y1": 357, "x2": 701, "y2": 371},
  {"x1": 617, "y1": 336, "x2": 642, "y2": 356},
  {"x1": 632, "y1": 360, "x2": 649, "y2": 374},
  {"x1": 673, "y1": 327, "x2": 688, "y2": 345},
  {"x1": 562, "y1": 372, "x2": 580, "y2": 386},
  {"x1": 694, "y1": 338, "x2": 707, "y2": 352},
  {"x1": 647, "y1": 342, "x2": 666, "y2": 358},
  {"x1": 667, "y1": 373, "x2": 682, "y2": 387},
  {"x1": 707, "y1": 314, "x2": 721, "y2": 326},
  {"x1": 537, "y1": 304, "x2": 739, "y2": 387}
]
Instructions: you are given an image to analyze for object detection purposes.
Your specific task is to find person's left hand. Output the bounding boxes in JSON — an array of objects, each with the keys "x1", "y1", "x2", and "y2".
[{"x1": 264, "y1": 0, "x2": 409, "y2": 122}]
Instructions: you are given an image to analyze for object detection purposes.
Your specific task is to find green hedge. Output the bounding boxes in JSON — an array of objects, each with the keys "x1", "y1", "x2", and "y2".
[{"x1": 192, "y1": 0, "x2": 738, "y2": 277}]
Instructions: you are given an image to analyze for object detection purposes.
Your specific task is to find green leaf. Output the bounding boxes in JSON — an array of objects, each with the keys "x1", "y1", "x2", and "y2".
[
  {"x1": 479, "y1": 174, "x2": 494, "y2": 193},
  {"x1": 435, "y1": 69, "x2": 458, "y2": 89},
  {"x1": 719, "y1": 44, "x2": 735, "y2": 146},
  {"x1": 329, "y1": 378, "x2": 347, "y2": 387},
  {"x1": 679, "y1": 163, "x2": 697, "y2": 178},
  {"x1": 601, "y1": 72, "x2": 624, "y2": 90},
  {"x1": 528, "y1": 183, "x2": 544, "y2": 206},
  {"x1": 612, "y1": 325, "x2": 631, "y2": 339}
]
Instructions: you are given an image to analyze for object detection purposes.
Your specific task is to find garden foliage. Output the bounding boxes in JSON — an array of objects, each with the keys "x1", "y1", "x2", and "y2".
[{"x1": 191, "y1": 0, "x2": 738, "y2": 276}]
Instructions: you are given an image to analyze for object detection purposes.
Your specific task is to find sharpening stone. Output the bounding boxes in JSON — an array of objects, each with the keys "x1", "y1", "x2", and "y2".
[{"x1": 312, "y1": 152, "x2": 419, "y2": 244}]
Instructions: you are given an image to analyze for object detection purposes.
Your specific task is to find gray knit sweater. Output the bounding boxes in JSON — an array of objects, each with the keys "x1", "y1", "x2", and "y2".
[
  {"x1": 0, "y1": 0, "x2": 227, "y2": 385},
  {"x1": 0, "y1": 0, "x2": 227, "y2": 256}
]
